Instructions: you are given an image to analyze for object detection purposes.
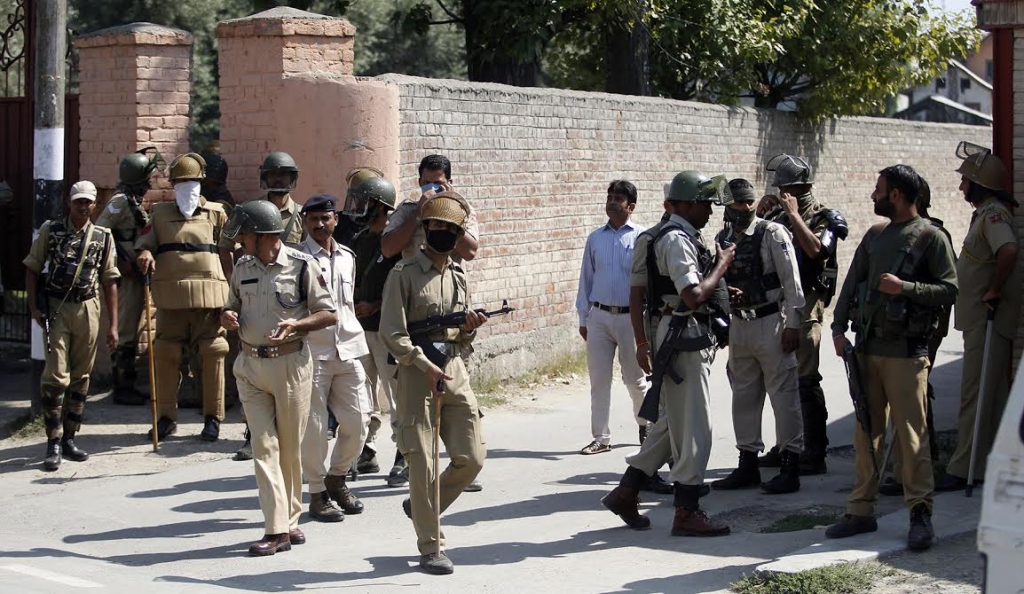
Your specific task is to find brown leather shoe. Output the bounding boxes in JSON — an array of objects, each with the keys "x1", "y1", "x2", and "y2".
[
  {"x1": 601, "y1": 486, "x2": 651, "y2": 530},
  {"x1": 289, "y1": 528, "x2": 305, "y2": 545},
  {"x1": 671, "y1": 508, "x2": 730, "y2": 537},
  {"x1": 248, "y1": 533, "x2": 291, "y2": 556}
]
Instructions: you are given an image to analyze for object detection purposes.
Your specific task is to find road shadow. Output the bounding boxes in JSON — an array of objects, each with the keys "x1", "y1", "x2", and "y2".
[
  {"x1": 64, "y1": 518, "x2": 259, "y2": 544},
  {"x1": 444, "y1": 488, "x2": 611, "y2": 526},
  {"x1": 129, "y1": 474, "x2": 256, "y2": 499}
]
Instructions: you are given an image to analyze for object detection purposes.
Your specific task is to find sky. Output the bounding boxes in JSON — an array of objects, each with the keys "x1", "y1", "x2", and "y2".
[{"x1": 938, "y1": 0, "x2": 975, "y2": 13}]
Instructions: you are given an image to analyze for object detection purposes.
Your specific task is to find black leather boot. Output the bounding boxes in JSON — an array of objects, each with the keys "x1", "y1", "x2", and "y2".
[
  {"x1": 43, "y1": 438, "x2": 62, "y2": 471},
  {"x1": 61, "y1": 427, "x2": 89, "y2": 462},
  {"x1": 711, "y1": 450, "x2": 760, "y2": 490},
  {"x1": 761, "y1": 449, "x2": 800, "y2": 494}
]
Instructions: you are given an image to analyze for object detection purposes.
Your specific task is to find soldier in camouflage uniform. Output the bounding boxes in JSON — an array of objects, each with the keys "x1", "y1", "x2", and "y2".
[
  {"x1": 759, "y1": 154, "x2": 848, "y2": 475},
  {"x1": 24, "y1": 181, "x2": 120, "y2": 470},
  {"x1": 96, "y1": 148, "x2": 159, "y2": 406}
]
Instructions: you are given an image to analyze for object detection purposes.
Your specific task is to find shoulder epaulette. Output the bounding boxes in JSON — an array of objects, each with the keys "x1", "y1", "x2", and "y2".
[
  {"x1": 337, "y1": 243, "x2": 355, "y2": 257},
  {"x1": 287, "y1": 248, "x2": 313, "y2": 261},
  {"x1": 392, "y1": 261, "x2": 405, "y2": 272},
  {"x1": 236, "y1": 254, "x2": 255, "y2": 265}
]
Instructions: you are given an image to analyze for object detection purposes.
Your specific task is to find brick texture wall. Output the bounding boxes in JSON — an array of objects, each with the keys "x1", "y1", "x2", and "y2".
[
  {"x1": 75, "y1": 24, "x2": 193, "y2": 206},
  {"x1": 379, "y1": 75, "x2": 992, "y2": 379}
]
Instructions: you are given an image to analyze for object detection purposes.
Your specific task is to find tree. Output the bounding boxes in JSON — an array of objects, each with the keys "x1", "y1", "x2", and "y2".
[{"x1": 744, "y1": 1, "x2": 980, "y2": 117}]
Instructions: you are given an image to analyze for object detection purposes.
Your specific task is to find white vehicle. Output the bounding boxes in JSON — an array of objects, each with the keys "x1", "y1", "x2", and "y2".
[{"x1": 978, "y1": 368, "x2": 1024, "y2": 594}]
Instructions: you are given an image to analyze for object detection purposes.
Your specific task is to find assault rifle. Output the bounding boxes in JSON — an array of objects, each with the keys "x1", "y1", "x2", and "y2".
[
  {"x1": 389, "y1": 300, "x2": 515, "y2": 370},
  {"x1": 842, "y1": 343, "x2": 879, "y2": 479},
  {"x1": 637, "y1": 318, "x2": 685, "y2": 424},
  {"x1": 113, "y1": 240, "x2": 144, "y2": 280},
  {"x1": 36, "y1": 275, "x2": 51, "y2": 354}
]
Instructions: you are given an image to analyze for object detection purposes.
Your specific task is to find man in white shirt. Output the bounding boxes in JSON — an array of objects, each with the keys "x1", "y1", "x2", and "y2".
[{"x1": 298, "y1": 194, "x2": 371, "y2": 522}]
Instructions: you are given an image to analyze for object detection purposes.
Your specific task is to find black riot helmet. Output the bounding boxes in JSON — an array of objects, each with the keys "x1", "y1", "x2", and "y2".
[{"x1": 259, "y1": 152, "x2": 299, "y2": 194}]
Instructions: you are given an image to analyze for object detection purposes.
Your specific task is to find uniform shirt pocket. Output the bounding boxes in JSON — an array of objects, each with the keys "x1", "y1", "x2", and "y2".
[{"x1": 274, "y1": 279, "x2": 303, "y2": 309}]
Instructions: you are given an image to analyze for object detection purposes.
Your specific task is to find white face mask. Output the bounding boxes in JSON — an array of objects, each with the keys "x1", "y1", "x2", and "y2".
[{"x1": 174, "y1": 181, "x2": 201, "y2": 218}]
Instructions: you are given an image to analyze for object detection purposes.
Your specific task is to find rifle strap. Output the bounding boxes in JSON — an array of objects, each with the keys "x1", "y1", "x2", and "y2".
[{"x1": 860, "y1": 220, "x2": 935, "y2": 333}]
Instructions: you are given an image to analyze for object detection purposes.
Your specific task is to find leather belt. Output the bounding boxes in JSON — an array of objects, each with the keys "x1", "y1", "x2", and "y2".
[
  {"x1": 49, "y1": 291, "x2": 96, "y2": 304},
  {"x1": 594, "y1": 302, "x2": 630, "y2": 314},
  {"x1": 241, "y1": 339, "x2": 303, "y2": 358},
  {"x1": 732, "y1": 302, "x2": 781, "y2": 321}
]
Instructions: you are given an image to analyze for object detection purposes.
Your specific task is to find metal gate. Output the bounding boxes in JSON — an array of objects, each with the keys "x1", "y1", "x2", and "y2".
[{"x1": 0, "y1": 0, "x2": 79, "y2": 342}]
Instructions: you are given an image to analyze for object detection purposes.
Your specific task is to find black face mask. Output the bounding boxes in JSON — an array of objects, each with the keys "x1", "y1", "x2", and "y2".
[
  {"x1": 426, "y1": 229, "x2": 459, "y2": 253},
  {"x1": 723, "y1": 207, "x2": 755, "y2": 229}
]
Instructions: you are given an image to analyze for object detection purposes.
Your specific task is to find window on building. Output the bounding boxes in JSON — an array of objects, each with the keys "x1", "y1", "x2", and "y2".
[
  {"x1": 935, "y1": 77, "x2": 946, "y2": 92},
  {"x1": 985, "y1": 60, "x2": 994, "y2": 82},
  {"x1": 961, "y1": 78, "x2": 971, "y2": 92},
  {"x1": 965, "y1": 102, "x2": 981, "y2": 111}
]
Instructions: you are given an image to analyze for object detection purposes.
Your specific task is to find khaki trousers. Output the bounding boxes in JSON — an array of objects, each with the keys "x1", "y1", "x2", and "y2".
[
  {"x1": 946, "y1": 325, "x2": 1012, "y2": 478},
  {"x1": 848, "y1": 354, "x2": 933, "y2": 516},
  {"x1": 626, "y1": 314, "x2": 712, "y2": 486},
  {"x1": 360, "y1": 330, "x2": 398, "y2": 449},
  {"x1": 395, "y1": 355, "x2": 485, "y2": 555},
  {"x1": 585, "y1": 307, "x2": 649, "y2": 444},
  {"x1": 153, "y1": 308, "x2": 228, "y2": 422},
  {"x1": 41, "y1": 297, "x2": 100, "y2": 439},
  {"x1": 301, "y1": 357, "x2": 370, "y2": 493},
  {"x1": 727, "y1": 312, "x2": 803, "y2": 454},
  {"x1": 235, "y1": 345, "x2": 313, "y2": 534}
]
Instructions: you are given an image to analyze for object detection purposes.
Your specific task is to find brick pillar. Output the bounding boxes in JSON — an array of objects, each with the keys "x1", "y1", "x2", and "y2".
[
  {"x1": 216, "y1": 7, "x2": 370, "y2": 202},
  {"x1": 74, "y1": 23, "x2": 193, "y2": 205}
]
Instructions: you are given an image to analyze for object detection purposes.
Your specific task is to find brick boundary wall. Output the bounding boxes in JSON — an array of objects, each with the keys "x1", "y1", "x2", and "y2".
[{"x1": 377, "y1": 74, "x2": 993, "y2": 381}]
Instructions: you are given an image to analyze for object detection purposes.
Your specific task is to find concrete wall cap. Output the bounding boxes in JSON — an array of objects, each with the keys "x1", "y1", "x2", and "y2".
[
  {"x1": 74, "y1": 23, "x2": 193, "y2": 48},
  {"x1": 216, "y1": 7, "x2": 356, "y2": 38}
]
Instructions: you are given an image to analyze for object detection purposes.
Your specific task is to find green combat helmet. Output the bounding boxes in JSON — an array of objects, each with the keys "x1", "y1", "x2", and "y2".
[
  {"x1": 343, "y1": 171, "x2": 396, "y2": 229},
  {"x1": 119, "y1": 146, "x2": 162, "y2": 186},
  {"x1": 667, "y1": 171, "x2": 732, "y2": 204},
  {"x1": 259, "y1": 151, "x2": 299, "y2": 193},
  {"x1": 224, "y1": 199, "x2": 285, "y2": 240},
  {"x1": 766, "y1": 153, "x2": 814, "y2": 188}
]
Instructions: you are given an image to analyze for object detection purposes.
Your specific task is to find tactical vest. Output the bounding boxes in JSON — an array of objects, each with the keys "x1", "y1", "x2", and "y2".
[
  {"x1": 721, "y1": 221, "x2": 780, "y2": 308},
  {"x1": 858, "y1": 219, "x2": 942, "y2": 340},
  {"x1": 149, "y1": 202, "x2": 228, "y2": 310},
  {"x1": 45, "y1": 220, "x2": 110, "y2": 301},
  {"x1": 647, "y1": 223, "x2": 730, "y2": 344},
  {"x1": 108, "y1": 191, "x2": 149, "y2": 244},
  {"x1": 769, "y1": 204, "x2": 843, "y2": 305}
]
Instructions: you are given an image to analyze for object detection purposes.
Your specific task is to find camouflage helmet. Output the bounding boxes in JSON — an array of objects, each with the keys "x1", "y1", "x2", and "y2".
[
  {"x1": 259, "y1": 152, "x2": 299, "y2": 194},
  {"x1": 667, "y1": 171, "x2": 711, "y2": 202},
  {"x1": 420, "y1": 191, "x2": 469, "y2": 230},
  {"x1": 955, "y1": 141, "x2": 1006, "y2": 192},
  {"x1": 766, "y1": 153, "x2": 814, "y2": 188},
  {"x1": 223, "y1": 199, "x2": 284, "y2": 240},
  {"x1": 201, "y1": 152, "x2": 229, "y2": 185},
  {"x1": 345, "y1": 166, "x2": 385, "y2": 191},
  {"x1": 168, "y1": 153, "x2": 207, "y2": 182},
  {"x1": 119, "y1": 147, "x2": 161, "y2": 186}
]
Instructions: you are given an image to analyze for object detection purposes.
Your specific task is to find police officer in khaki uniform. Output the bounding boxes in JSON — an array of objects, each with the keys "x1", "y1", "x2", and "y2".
[
  {"x1": 760, "y1": 154, "x2": 848, "y2": 475},
  {"x1": 220, "y1": 199, "x2": 338, "y2": 556},
  {"x1": 24, "y1": 181, "x2": 120, "y2": 470},
  {"x1": 298, "y1": 194, "x2": 371, "y2": 523},
  {"x1": 380, "y1": 192, "x2": 487, "y2": 575},
  {"x1": 937, "y1": 143, "x2": 1021, "y2": 491},
  {"x1": 136, "y1": 153, "x2": 229, "y2": 442},
  {"x1": 381, "y1": 155, "x2": 482, "y2": 492},
  {"x1": 602, "y1": 171, "x2": 734, "y2": 537},
  {"x1": 343, "y1": 169, "x2": 402, "y2": 476},
  {"x1": 97, "y1": 148, "x2": 159, "y2": 406},
  {"x1": 829, "y1": 164, "x2": 957, "y2": 551},
  {"x1": 711, "y1": 179, "x2": 805, "y2": 494}
]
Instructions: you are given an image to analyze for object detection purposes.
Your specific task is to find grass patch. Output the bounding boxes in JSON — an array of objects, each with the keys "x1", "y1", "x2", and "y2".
[
  {"x1": 5, "y1": 411, "x2": 46, "y2": 440},
  {"x1": 470, "y1": 349, "x2": 588, "y2": 406},
  {"x1": 732, "y1": 563, "x2": 886, "y2": 594},
  {"x1": 760, "y1": 511, "x2": 843, "y2": 534}
]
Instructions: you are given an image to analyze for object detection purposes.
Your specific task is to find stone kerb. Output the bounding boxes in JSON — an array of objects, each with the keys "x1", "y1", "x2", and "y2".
[
  {"x1": 216, "y1": 7, "x2": 357, "y2": 202},
  {"x1": 74, "y1": 23, "x2": 193, "y2": 205}
]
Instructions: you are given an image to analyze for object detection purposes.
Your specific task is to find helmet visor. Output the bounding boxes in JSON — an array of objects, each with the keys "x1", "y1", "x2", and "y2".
[{"x1": 223, "y1": 207, "x2": 251, "y2": 240}]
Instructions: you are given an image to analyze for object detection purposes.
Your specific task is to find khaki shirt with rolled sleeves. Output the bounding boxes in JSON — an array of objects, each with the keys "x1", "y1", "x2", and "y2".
[
  {"x1": 741, "y1": 217, "x2": 805, "y2": 329},
  {"x1": 226, "y1": 247, "x2": 336, "y2": 347},
  {"x1": 955, "y1": 196, "x2": 1022, "y2": 338},
  {"x1": 383, "y1": 200, "x2": 480, "y2": 261},
  {"x1": 654, "y1": 214, "x2": 710, "y2": 339},
  {"x1": 217, "y1": 195, "x2": 304, "y2": 252},
  {"x1": 378, "y1": 249, "x2": 474, "y2": 374},
  {"x1": 298, "y1": 236, "x2": 369, "y2": 361}
]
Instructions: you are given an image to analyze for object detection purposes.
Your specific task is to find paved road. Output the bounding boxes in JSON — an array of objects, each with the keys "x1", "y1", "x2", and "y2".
[{"x1": 0, "y1": 332, "x2": 971, "y2": 593}]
